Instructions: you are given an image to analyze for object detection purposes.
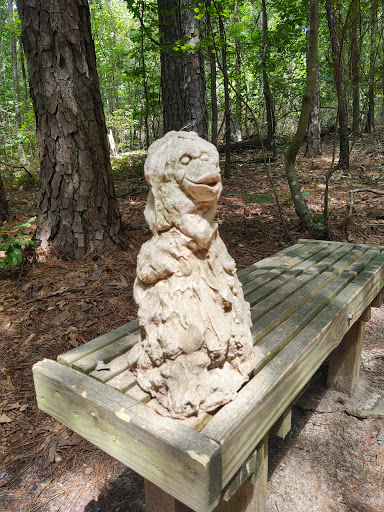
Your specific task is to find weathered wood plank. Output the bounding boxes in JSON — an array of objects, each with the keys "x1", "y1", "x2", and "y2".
[
  {"x1": 215, "y1": 436, "x2": 268, "y2": 512},
  {"x1": 327, "y1": 319, "x2": 366, "y2": 394},
  {"x1": 72, "y1": 331, "x2": 140, "y2": 374},
  {"x1": 249, "y1": 244, "x2": 360, "y2": 326},
  {"x1": 242, "y1": 242, "x2": 332, "y2": 296},
  {"x1": 203, "y1": 251, "x2": 384, "y2": 485},
  {"x1": 270, "y1": 407, "x2": 292, "y2": 439},
  {"x1": 237, "y1": 242, "x2": 318, "y2": 280},
  {"x1": 89, "y1": 348, "x2": 134, "y2": 383},
  {"x1": 371, "y1": 289, "x2": 383, "y2": 308},
  {"x1": 126, "y1": 384, "x2": 151, "y2": 403},
  {"x1": 244, "y1": 243, "x2": 345, "y2": 306},
  {"x1": 251, "y1": 248, "x2": 380, "y2": 372},
  {"x1": 221, "y1": 438, "x2": 265, "y2": 502},
  {"x1": 33, "y1": 360, "x2": 222, "y2": 512},
  {"x1": 105, "y1": 368, "x2": 137, "y2": 392},
  {"x1": 297, "y1": 239, "x2": 384, "y2": 250},
  {"x1": 145, "y1": 479, "x2": 194, "y2": 512},
  {"x1": 57, "y1": 320, "x2": 139, "y2": 366}
]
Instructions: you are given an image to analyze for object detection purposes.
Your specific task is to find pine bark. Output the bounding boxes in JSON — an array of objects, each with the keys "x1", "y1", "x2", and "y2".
[
  {"x1": 285, "y1": 0, "x2": 318, "y2": 228},
  {"x1": 326, "y1": 0, "x2": 349, "y2": 169},
  {"x1": 17, "y1": 0, "x2": 122, "y2": 259},
  {"x1": 158, "y1": 0, "x2": 208, "y2": 138}
]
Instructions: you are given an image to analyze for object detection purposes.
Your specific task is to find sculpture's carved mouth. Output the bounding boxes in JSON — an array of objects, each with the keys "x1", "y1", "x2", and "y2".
[{"x1": 183, "y1": 175, "x2": 222, "y2": 202}]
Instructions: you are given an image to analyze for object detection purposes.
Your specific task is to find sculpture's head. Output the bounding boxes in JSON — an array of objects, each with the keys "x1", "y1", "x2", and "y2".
[{"x1": 144, "y1": 131, "x2": 222, "y2": 233}]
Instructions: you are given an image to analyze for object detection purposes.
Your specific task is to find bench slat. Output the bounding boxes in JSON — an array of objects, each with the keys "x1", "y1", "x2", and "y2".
[
  {"x1": 71, "y1": 331, "x2": 140, "y2": 373},
  {"x1": 252, "y1": 248, "x2": 379, "y2": 371},
  {"x1": 33, "y1": 359, "x2": 222, "y2": 512},
  {"x1": 237, "y1": 242, "x2": 319, "y2": 279},
  {"x1": 250, "y1": 245, "x2": 367, "y2": 342},
  {"x1": 57, "y1": 320, "x2": 139, "y2": 366},
  {"x1": 240, "y1": 241, "x2": 330, "y2": 289},
  {"x1": 244, "y1": 242, "x2": 342, "y2": 303},
  {"x1": 202, "y1": 250, "x2": 384, "y2": 486}
]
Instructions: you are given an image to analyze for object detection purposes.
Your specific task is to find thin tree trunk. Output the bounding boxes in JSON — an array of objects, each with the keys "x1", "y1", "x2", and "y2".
[
  {"x1": 19, "y1": 37, "x2": 29, "y2": 112},
  {"x1": 158, "y1": 0, "x2": 208, "y2": 138},
  {"x1": 234, "y1": 0, "x2": 242, "y2": 142},
  {"x1": 218, "y1": 1, "x2": 231, "y2": 178},
  {"x1": 305, "y1": 71, "x2": 321, "y2": 156},
  {"x1": 366, "y1": 0, "x2": 377, "y2": 133},
  {"x1": 17, "y1": 0, "x2": 122, "y2": 259},
  {"x1": 140, "y1": 5, "x2": 150, "y2": 150},
  {"x1": 350, "y1": 0, "x2": 360, "y2": 134},
  {"x1": 305, "y1": 4, "x2": 321, "y2": 158},
  {"x1": 210, "y1": 50, "x2": 218, "y2": 146},
  {"x1": 8, "y1": 1, "x2": 20, "y2": 123},
  {"x1": 285, "y1": 0, "x2": 318, "y2": 228},
  {"x1": 0, "y1": 173, "x2": 9, "y2": 224},
  {"x1": 206, "y1": 2, "x2": 218, "y2": 146},
  {"x1": 261, "y1": 0, "x2": 276, "y2": 154},
  {"x1": 326, "y1": 0, "x2": 349, "y2": 169}
]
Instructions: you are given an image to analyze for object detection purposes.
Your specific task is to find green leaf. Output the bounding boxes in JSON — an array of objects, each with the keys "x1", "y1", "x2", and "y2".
[{"x1": 5, "y1": 245, "x2": 23, "y2": 266}]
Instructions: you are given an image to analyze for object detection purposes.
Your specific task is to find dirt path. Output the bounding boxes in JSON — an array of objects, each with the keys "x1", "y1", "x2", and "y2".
[{"x1": 0, "y1": 132, "x2": 383, "y2": 511}]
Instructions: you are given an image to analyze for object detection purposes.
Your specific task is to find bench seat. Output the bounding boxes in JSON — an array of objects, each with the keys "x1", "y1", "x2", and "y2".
[{"x1": 33, "y1": 239, "x2": 384, "y2": 512}]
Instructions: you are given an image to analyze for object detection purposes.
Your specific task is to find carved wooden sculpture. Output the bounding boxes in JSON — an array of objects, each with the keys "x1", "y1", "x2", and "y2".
[{"x1": 130, "y1": 131, "x2": 256, "y2": 419}]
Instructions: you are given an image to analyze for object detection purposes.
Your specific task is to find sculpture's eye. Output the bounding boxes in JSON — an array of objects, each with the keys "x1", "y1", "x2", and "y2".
[
  {"x1": 180, "y1": 155, "x2": 191, "y2": 165},
  {"x1": 200, "y1": 152, "x2": 209, "y2": 161}
]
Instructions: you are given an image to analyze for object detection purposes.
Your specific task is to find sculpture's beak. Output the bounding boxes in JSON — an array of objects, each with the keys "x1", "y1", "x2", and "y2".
[{"x1": 182, "y1": 174, "x2": 222, "y2": 203}]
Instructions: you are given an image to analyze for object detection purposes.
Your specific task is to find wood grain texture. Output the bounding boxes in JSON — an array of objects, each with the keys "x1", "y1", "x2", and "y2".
[
  {"x1": 145, "y1": 479, "x2": 195, "y2": 512},
  {"x1": 270, "y1": 407, "x2": 292, "y2": 439},
  {"x1": 57, "y1": 320, "x2": 139, "y2": 366},
  {"x1": 33, "y1": 360, "x2": 222, "y2": 512},
  {"x1": 327, "y1": 319, "x2": 366, "y2": 393},
  {"x1": 215, "y1": 436, "x2": 268, "y2": 512},
  {"x1": 203, "y1": 251, "x2": 384, "y2": 485}
]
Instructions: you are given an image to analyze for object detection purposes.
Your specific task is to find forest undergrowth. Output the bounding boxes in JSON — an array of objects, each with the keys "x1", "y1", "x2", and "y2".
[{"x1": 0, "y1": 132, "x2": 383, "y2": 512}]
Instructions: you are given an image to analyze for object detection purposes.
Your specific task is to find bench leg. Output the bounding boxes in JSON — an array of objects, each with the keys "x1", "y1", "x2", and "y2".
[
  {"x1": 215, "y1": 435, "x2": 268, "y2": 512},
  {"x1": 327, "y1": 318, "x2": 366, "y2": 394},
  {"x1": 144, "y1": 479, "x2": 193, "y2": 512}
]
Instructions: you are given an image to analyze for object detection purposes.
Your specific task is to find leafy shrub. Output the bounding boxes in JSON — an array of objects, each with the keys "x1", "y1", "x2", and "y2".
[{"x1": 0, "y1": 217, "x2": 38, "y2": 268}]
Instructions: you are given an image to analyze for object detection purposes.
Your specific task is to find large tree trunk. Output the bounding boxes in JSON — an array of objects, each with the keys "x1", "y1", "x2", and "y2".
[
  {"x1": 17, "y1": 0, "x2": 122, "y2": 259},
  {"x1": 326, "y1": 0, "x2": 349, "y2": 169},
  {"x1": 0, "y1": 173, "x2": 9, "y2": 225},
  {"x1": 158, "y1": 0, "x2": 208, "y2": 138},
  {"x1": 285, "y1": 0, "x2": 318, "y2": 228},
  {"x1": 261, "y1": 0, "x2": 276, "y2": 153},
  {"x1": 350, "y1": 0, "x2": 360, "y2": 134}
]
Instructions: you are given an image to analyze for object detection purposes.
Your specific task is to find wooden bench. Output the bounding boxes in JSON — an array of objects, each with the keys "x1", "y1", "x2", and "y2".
[{"x1": 33, "y1": 239, "x2": 384, "y2": 512}]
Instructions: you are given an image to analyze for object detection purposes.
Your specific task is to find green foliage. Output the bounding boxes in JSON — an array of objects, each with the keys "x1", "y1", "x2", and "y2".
[
  {"x1": 312, "y1": 213, "x2": 326, "y2": 231},
  {"x1": 0, "y1": 217, "x2": 38, "y2": 268},
  {"x1": 234, "y1": 190, "x2": 275, "y2": 204}
]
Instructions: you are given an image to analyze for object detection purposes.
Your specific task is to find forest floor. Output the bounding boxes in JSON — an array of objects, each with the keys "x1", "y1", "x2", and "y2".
[{"x1": 0, "y1": 131, "x2": 383, "y2": 512}]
